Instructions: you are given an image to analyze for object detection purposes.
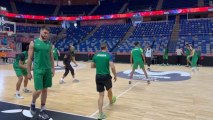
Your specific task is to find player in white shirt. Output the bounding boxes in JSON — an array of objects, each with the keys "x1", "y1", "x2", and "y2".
[
  {"x1": 176, "y1": 47, "x2": 183, "y2": 66},
  {"x1": 145, "y1": 45, "x2": 153, "y2": 71}
]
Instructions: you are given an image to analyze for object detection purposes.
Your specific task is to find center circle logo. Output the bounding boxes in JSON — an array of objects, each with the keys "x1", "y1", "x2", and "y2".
[
  {"x1": 117, "y1": 70, "x2": 191, "y2": 82},
  {"x1": 54, "y1": 66, "x2": 64, "y2": 71}
]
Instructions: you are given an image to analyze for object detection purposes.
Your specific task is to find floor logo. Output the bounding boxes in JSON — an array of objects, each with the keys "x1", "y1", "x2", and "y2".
[
  {"x1": 117, "y1": 70, "x2": 191, "y2": 81},
  {"x1": 54, "y1": 62, "x2": 87, "y2": 72},
  {"x1": 1, "y1": 109, "x2": 53, "y2": 119},
  {"x1": 54, "y1": 66, "x2": 65, "y2": 71}
]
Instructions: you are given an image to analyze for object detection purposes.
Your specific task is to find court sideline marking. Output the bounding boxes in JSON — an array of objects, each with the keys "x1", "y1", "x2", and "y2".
[{"x1": 89, "y1": 81, "x2": 140, "y2": 117}]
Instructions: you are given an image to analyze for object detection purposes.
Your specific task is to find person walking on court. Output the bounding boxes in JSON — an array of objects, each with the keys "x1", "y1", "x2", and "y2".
[
  {"x1": 27, "y1": 26, "x2": 55, "y2": 119},
  {"x1": 59, "y1": 45, "x2": 78, "y2": 84},
  {"x1": 176, "y1": 47, "x2": 183, "y2": 66},
  {"x1": 162, "y1": 46, "x2": 169, "y2": 66},
  {"x1": 91, "y1": 43, "x2": 117, "y2": 120},
  {"x1": 130, "y1": 42, "x2": 149, "y2": 85},
  {"x1": 52, "y1": 45, "x2": 60, "y2": 66},
  {"x1": 196, "y1": 47, "x2": 202, "y2": 66},
  {"x1": 69, "y1": 45, "x2": 78, "y2": 67},
  {"x1": 13, "y1": 45, "x2": 32, "y2": 99},
  {"x1": 188, "y1": 46, "x2": 199, "y2": 72},
  {"x1": 185, "y1": 44, "x2": 191, "y2": 67},
  {"x1": 145, "y1": 45, "x2": 153, "y2": 71}
]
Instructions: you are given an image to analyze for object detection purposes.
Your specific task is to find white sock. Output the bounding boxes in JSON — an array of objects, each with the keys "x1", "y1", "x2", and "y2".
[
  {"x1": 16, "y1": 91, "x2": 19, "y2": 95},
  {"x1": 60, "y1": 78, "x2": 64, "y2": 81},
  {"x1": 41, "y1": 105, "x2": 45, "y2": 111},
  {"x1": 192, "y1": 67, "x2": 196, "y2": 71}
]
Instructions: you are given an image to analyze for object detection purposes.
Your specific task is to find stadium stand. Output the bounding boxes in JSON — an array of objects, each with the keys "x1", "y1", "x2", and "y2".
[
  {"x1": 15, "y1": 1, "x2": 56, "y2": 15},
  {"x1": 177, "y1": 18, "x2": 213, "y2": 54}
]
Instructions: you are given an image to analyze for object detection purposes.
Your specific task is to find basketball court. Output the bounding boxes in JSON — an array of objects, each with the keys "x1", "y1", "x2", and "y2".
[{"x1": 1, "y1": 61, "x2": 213, "y2": 120}]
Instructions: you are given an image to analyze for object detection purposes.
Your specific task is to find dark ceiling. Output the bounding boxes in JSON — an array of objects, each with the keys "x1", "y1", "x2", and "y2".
[{"x1": 14, "y1": 0, "x2": 99, "y2": 5}]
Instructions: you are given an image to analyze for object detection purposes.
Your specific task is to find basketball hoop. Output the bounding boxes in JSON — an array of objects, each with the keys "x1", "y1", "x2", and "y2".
[
  {"x1": 0, "y1": 19, "x2": 16, "y2": 36},
  {"x1": 7, "y1": 31, "x2": 13, "y2": 36}
]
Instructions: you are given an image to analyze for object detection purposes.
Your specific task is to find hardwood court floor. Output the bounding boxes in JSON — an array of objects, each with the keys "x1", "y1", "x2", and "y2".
[{"x1": 0, "y1": 61, "x2": 213, "y2": 120}]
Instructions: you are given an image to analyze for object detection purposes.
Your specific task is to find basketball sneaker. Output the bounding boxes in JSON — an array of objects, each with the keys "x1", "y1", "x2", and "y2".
[
  {"x1": 59, "y1": 80, "x2": 65, "y2": 84},
  {"x1": 23, "y1": 88, "x2": 32, "y2": 93},
  {"x1": 144, "y1": 78, "x2": 150, "y2": 84},
  {"x1": 147, "y1": 68, "x2": 151, "y2": 71},
  {"x1": 30, "y1": 104, "x2": 36, "y2": 116},
  {"x1": 97, "y1": 113, "x2": 106, "y2": 120},
  {"x1": 72, "y1": 79, "x2": 79, "y2": 83},
  {"x1": 110, "y1": 96, "x2": 116, "y2": 105},
  {"x1": 39, "y1": 110, "x2": 50, "y2": 120},
  {"x1": 74, "y1": 64, "x2": 78, "y2": 67},
  {"x1": 15, "y1": 94, "x2": 24, "y2": 99}
]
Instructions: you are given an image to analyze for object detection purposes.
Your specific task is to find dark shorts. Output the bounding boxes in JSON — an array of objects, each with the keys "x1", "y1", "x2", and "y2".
[
  {"x1": 71, "y1": 53, "x2": 75, "y2": 57},
  {"x1": 96, "y1": 74, "x2": 112, "y2": 92}
]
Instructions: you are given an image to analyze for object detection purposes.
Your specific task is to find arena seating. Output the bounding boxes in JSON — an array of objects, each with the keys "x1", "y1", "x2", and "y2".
[
  {"x1": 15, "y1": 1, "x2": 56, "y2": 16},
  {"x1": 93, "y1": 1, "x2": 125, "y2": 15},
  {"x1": 162, "y1": 0, "x2": 198, "y2": 10},
  {"x1": 4, "y1": 18, "x2": 212, "y2": 55},
  {"x1": 16, "y1": 26, "x2": 63, "y2": 34},
  {"x1": 76, "y1": 24, "x2": 131, "y2": 52},
  {"x1": 0, "y1": 0, "x2": 12, "y2": 12},
  {"x1": 177, "y1": 18, "x2": 213, "y2": 54},
  {"x1": 55, "y1": 26, "x2": 95, "y2": 52},
  {"x1": 127, "y1": 0, "x2": 158, "y2": 12},
  {"x1": 93, "y1": 24, "x2": 131, "y2": 37},
  {"x1": 179, "y1": 19, "x2": 212, "y2": 36},
  {"x1": 204, "y1": 0, "x2": 210, "y2": 6},
  {"x1": 177, "y1": 35, "x2": 213, "y2": 54},
  {"x1": 133, "y1": 21, "x2": 174, "y2": 37},
  {"x1": 59, "y1": 5, "x2": 95, "y2": 16},
  {"x1": 115, "y1": 21, "x2": 174, "y2": 52}
]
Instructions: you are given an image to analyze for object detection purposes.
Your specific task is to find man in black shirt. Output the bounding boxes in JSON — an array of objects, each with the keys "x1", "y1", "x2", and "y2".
[
  {"x1": 59, "y1": 46, "x2": 77, "y2": 84},
  {"x1": 70, "y1": 45, "x2": 78, "y2": 67}
]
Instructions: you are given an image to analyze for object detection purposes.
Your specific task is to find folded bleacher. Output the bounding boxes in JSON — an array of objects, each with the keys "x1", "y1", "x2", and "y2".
[
  {"x1": 15, "y1": 1, "x2": 56, "y2": 16},
  {"x1": 59, "y1": 5, "x2": 95, "y2": 16},
  {"x1": 127, "y1": 0, "x2": 158, "y2": 12},
  {"x1": 16, "y1": 26, "x2": 63, "y2": 34},
  {"x1": 93, "y1": 1, "x2": 125, "y2": 15},
  {"x1": 115, "y1": 21, "x2": 174, "y2": 53},
  {"x1": 0, "y1": 0, "x2": 12, "y2": 12},
  {"x1": 162, "y1": 0, "x2": 198, "y2": 10},
  {"x1": 55, "y1": 26, "x2": 95, "y2": 52},
  {"x1": 77, "y1": 24, "x2": 131, "y2": 52},
  {"x1": 177, "y1": 18, "x2": 213, "y2": 54}
]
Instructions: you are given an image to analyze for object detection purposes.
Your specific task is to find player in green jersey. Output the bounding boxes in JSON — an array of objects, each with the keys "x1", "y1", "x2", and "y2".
[
  {"x1": 91, "y1": 43, "x2": 117, "y2": 119},
  {"x1": 130, "y1": 42, "x2": 149, "y2": 85},
  {"x1": 162, "y1": 46, "x2": 169, "y2": 66},
  {"x1": 188, "y1": 46, "x2": 199, "y2": 72},
  {"x1": 185, "y1": 44, "x2": 191, "y2": 67},
  {"x1": 13, "y1": 45, "x2": 32, "y2": 99},
  {"x1": 196, "y1": 47, "x2": 201, "y2": 66},
  {"x1": 27, "y1": 26, "x2": 55, "y2": 119},
  {"x1": 52, "y1": 45, "x2": 60, "y2": 66}
]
